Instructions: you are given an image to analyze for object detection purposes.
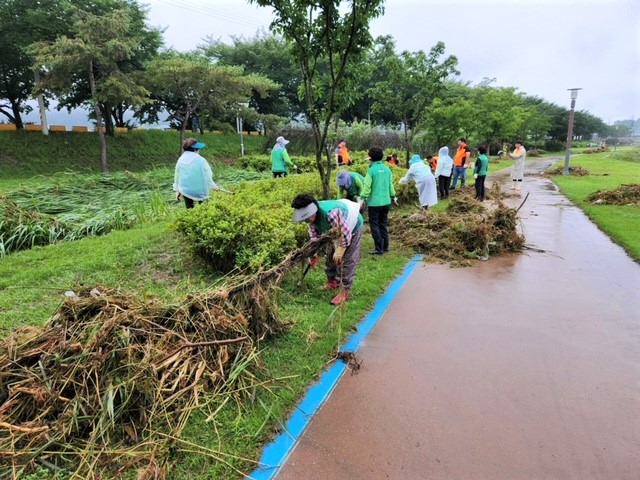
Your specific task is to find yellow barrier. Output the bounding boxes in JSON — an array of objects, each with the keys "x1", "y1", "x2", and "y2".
[
  {"x1": 72, "y1": 126, "x2": 89, "y2": 132},
  {"x1": 115, "y1": 127, "x2": 128, "y2": 133},
  {"x1": 249, "y1": 131, "x2": 260, "y2": 136},
  {"x1": 0, "y1": 124, "x2": 17, "y2": 131},
  {"x1": 25, "y1": 124, "x2": 42, "y2": 131},
  {"x1": 212, "y1": 130, "x2": 223, "y2": 134},
  {"x1": 49, "y1": 125, "x2": 67, "y2": 132}
]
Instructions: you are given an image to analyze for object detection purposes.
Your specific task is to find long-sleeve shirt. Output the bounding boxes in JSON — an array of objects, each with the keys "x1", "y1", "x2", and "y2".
[
  {"x1": 271, "y1": 147, "x2": 294, "y2": 173},
  {"x1": 361, "y1": 161, "x2": 396, "y2": 207},
  {"x1": 474, "y1": 154, "x2": 489, "y2": 176},
  {"x1": 308, "y1": 200, "x2": 363, "y2": 248}
]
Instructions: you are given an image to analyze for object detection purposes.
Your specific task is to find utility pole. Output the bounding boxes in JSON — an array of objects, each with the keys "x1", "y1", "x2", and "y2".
[
  {"x1": 563, "y1": 88, "x2": 582, "y2": 176},
  {"x1": 34, "y1": 70, "x2": 49, "y2": 135}
]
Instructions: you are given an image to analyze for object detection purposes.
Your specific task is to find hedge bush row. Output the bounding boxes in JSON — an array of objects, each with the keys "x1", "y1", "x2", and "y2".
[{"x1": 175, "y1": 163, "x2": 413, "y2": 273}]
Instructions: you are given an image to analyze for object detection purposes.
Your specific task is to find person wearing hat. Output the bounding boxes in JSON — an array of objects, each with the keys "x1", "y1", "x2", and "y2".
[
  {"x1": 291, "y1": 193, "x2": 364, "y2": 305},
  {"x1": 399, "y1": 154, "x2": 438, "y2": 210},
  {"x1": 361, "y1": 146, "x2": 397, "y2": 255},
  {"x1": 271, "y1": 136, "x2": 297, "y2": 177},
  {"x1": 173, "y1": 138, "x2": 219, "y2": 209},
  {"x1": 336, "y1": 170, "x2": 365, "y2": 202}
]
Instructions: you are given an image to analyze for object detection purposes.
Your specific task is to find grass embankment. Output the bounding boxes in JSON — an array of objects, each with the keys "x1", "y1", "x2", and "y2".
[
  {"x1": 0, "y1": 130, "x2": 267, "y2": 180},
  {"x1": 0, "y1": 214, "x2": 410, "y2": 478},
  {"x1": 551, "y1": 148, "x2": 640, "y2": 261},
  {"x1": 0, "y1": 158, "x2": 412, "y2": 478}
]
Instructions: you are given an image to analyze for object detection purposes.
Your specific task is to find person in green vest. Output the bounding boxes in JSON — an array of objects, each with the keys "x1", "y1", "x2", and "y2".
[
  {"x1": 271, "y1": 136, "x2": 297, "y2": 178},
  {"x1": 360, "y1": 146, "x2": 398, "y2": 255},
  {"x1": 336, "y1": 170, "x2": 365, "y2": 201},
  {"x1": 473, "y1": 145, "x2": 489, "y2": 201},
  {"x1": 291, "y1": 193, "x2": 364, "y2": 305}
]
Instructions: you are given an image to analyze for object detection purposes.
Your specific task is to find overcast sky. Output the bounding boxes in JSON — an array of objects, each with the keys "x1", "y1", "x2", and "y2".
[
  {"x1": 26, "y1": 0, "x2": 639, "y2": 126},
  {"x1": 144, "y1": 0, "x2": 639, "y2": 123}
]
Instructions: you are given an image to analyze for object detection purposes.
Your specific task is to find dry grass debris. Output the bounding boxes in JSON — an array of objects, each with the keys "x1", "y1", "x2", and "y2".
[
  {"x1": 546, "y1": 165, "x2": 590, "y2": 176},
  {"x1": 0, "y1": 236, "x2": 332, "y2": 478},
  {"x1": 587, "y1": 184, "x2": 640, "y2": 206},
  {"x1": 391, "y1": 186, "x2": 524, "y2": 266}
]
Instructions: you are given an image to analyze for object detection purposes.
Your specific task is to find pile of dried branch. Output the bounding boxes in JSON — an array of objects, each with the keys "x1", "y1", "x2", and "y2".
[
  {"x1": 0, "y1": 236, "x2": 331, "y2": 479},
  {"x1": 546, "y1": 165, "x2": 590, "y2": 176},
  {"x1": 390, "y1": 191, "x2": 524, "y2": 266},
  {"x1": 587, "y1": 184, "x2": 640, "y2": 206}
]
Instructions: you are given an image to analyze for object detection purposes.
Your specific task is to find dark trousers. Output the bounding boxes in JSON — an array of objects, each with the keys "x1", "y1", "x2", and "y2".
[
  {"x1": 475, "y1": 175, "x2": 486, "y2": 200},
  {"x1": 368, "y1": 204, "x2": 390, "y2": 253},
  {"x1": 273, "y1": 171, "x2": 288, "y2": 178},
  {"x1": 438, "y1": 175, "x2": 450, "y2": 199},
  {"x1": 184, "y1": 197, "x2": 203, "y2": 209}
]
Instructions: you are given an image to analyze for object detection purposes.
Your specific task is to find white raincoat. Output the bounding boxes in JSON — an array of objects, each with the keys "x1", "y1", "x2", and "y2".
[
  {"x1": 400, "y1": 155, "x2": 438, "y2": 207},
  {"x1": 173, "y1": 151, "x2": 217, "y2": 200}
]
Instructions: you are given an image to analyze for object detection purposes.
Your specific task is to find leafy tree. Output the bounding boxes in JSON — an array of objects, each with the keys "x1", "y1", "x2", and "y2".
[
  {"x1": 31, "y1": 9, "x2": 151, "y2": 172},
  {"x1": 0, "y1": 0, "x2": 74, "y2": 127},
  {"x1": 470, "y1": 86, "x2": 528, "y2": 151},
  {"x1": 249, "y1": 0, "x2": 385, "y2": 199},
  {"x1": 341, "y1": 35, "x2": 397, "y2": 125},
  {"x1": 140, "y1": 52, "x2": 276, "y2": 152},
  {"x1": 201, "y1": 32, "x2": 302, "y2": 120},
  {"x1": 372, "y1": 42, "x2": 458, "y2": 163},
  {"x1": 51, "y1": 0, "x2": 163, "y2": 134}
]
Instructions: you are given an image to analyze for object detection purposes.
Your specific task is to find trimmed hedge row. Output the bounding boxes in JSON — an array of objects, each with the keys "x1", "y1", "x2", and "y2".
[{"x1": 175, "y1": 163, "x2": 415, "y2": 273}]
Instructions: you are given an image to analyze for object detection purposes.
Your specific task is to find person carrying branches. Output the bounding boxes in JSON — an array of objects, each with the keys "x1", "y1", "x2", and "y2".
[{"x1": 291, "y1": 193, "x2": 364, "y2": 305}]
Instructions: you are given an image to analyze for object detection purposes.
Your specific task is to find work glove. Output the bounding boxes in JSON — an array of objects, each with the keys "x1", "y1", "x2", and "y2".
[
  {"x1": 333, "y1": 245, "x2": 347, "y2": 265},
  {"x1": 293, "y1": 164, "x2": 298, "y2": 170},
  {"x1": 309, "y1": 255, "x2": 320, "y2": 268},
  {"x1": 474, "y1": 174, "x2": 478, "y2": 179},
  {"x1": 393, "y1": 197, "x2": 399, "y2": 206}
]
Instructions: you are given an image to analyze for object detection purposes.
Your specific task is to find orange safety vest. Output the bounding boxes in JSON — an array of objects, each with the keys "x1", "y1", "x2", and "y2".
[
  {"x1": 454, "y1": 144, "x2": 469, "y2": 166},
  {"x1": 338, "y1": 144, "x2": 351, "y2": 165}
]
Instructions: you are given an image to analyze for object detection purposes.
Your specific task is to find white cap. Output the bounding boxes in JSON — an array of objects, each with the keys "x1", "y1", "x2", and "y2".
[{"x1": 292, "y1": 202, "x2": 318, "y2": 222}]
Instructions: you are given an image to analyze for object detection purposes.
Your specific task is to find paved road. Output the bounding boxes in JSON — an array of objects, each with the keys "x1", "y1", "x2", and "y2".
[{"x1": 276, "y1": 159, "x2": 640, "y2": 480}]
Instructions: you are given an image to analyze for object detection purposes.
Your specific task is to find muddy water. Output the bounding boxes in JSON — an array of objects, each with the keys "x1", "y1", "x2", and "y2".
[{"x1": 277, "y1": 160, "x2": 640, "y2": 480}]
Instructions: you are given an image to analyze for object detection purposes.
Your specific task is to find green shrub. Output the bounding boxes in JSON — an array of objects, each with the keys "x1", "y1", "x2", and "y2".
[
  {"x1": 174, "y1": 173, "x2": 335, "y2": 273},
  {"x1": 175, "y1": 200, "x2": 299, "y2": 272}
]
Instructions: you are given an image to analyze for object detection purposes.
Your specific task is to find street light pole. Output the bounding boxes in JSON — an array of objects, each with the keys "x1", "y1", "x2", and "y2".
[
  {"x1": 236, "y1": 109, "x2": 245, "y2": 158},
  {"x1": 563, "y1": 88, "x2": 582, "y2": 175}
]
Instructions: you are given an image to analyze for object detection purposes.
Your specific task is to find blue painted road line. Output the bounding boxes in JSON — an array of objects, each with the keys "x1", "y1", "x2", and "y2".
[{"x1": 249, "y1": 255, "x2": 422, "y2": 480}]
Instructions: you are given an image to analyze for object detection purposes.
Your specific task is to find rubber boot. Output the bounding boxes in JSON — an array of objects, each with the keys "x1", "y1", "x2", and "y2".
[
  {"x1": 323, "y1": 277, "x2": 339, "y2": 290},
  {"x1": 330, "y1": 289, "x2": 350, "y2": 305}
]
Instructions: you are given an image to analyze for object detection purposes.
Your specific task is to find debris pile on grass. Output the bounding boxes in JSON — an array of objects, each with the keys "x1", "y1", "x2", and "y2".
[
  {"x1": 390, "y1": 190, "x2": 524, "y2": 266},
  {"x1": 587, "y1": 184, "x2": 640, "y2": 206},
  {"x1": 0, "y1": 236, "x2": 331, "y2": 478},
  {"x1": 546, "y1": 165, "x2": 590, "y2": 176}
]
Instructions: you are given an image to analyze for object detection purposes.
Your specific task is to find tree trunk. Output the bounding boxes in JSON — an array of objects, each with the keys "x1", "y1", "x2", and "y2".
[
  {"x1": 101, "y1": 103, "x2": 114, "y2": 136},
  {"x1": 88, "y1": 60, "x2": 108, "y2": 173},
  {"x1": 403, "y1": 121, "x2": 411, "y2": 167},
  {"x1": 179, "y1": 111, "x2": 191, "y2": 157},
  {"x1": 10, "y1": 100, "x2": 23, "y2": 130}
]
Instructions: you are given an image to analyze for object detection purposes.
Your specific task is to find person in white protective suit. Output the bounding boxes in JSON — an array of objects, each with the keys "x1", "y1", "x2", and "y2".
[{"x1": 399, "y1": 154, "x2": 438, "y2": 210}]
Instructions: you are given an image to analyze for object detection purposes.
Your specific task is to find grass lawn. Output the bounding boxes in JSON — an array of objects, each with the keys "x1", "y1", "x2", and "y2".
[
  {"x1": 550, "y1": 148, "x2": 640, "y2": 261},
  {"x1": 0, "y1": 191, "x2": 411, "y2": 478}
]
